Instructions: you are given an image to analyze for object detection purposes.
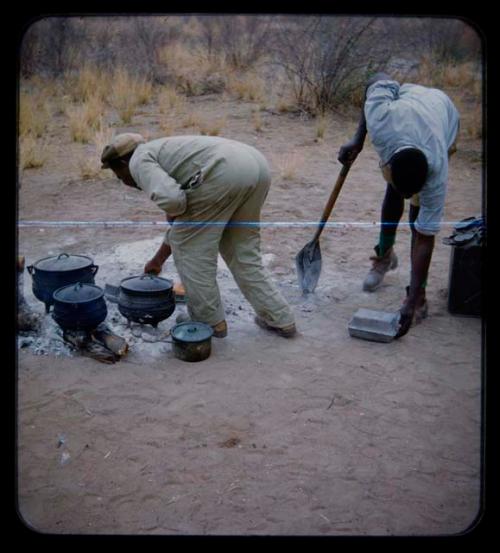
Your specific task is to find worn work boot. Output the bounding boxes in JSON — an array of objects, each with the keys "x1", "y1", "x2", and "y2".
[
  {"x1": 254, "y1": 316, "x2": 297, "y2": 338},
  {"x1": 362, "y1": 246, "x2": 398, "y2": 292},
  {"x1": 175, "y1": 313, "x2": 228, "y2": 338}
]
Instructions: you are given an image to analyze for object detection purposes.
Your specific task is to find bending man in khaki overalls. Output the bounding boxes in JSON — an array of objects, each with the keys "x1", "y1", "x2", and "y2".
[{"x1": 101, "y1": 134, "x2": 296, "y2": 338}]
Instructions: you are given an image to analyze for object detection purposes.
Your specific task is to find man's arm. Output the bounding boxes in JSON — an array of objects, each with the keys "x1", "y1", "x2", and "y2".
[
  {"x1": 144, "y1": 213, "x2": 173, "y2": 275},
  {"x1": 337, "y1": 110, "x2": 367, "y2": 165},
  {"x1": 396, "y1": 232, "x2": 434, "y2": 338},
  {"x1": 144, "y1": 242, "x2": 172, "y2": 275},
  {"x1": 337, "y1": 72, "x2": 393, "y2": 166}
]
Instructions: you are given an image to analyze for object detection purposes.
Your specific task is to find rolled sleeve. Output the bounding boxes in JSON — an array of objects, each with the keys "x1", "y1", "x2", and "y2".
[
  {"x1": 129, "y1": 147, "x2": 187, "y2": 217},
  {"x1": 364, "y1": 80, "x2": 401, "y2": 122},
  {"x1": 414, "y1": 180, "x2": 447, "y2": 236}
]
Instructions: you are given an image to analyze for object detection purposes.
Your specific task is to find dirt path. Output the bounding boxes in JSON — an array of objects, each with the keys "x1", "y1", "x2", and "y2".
[{"x1": 17, "y1": 95, "x2": 483, "y2": 535}]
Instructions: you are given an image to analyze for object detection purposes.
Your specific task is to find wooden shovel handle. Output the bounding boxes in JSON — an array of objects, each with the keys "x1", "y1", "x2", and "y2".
[{"x1": 312, "y1": 162, "x2": 351, "y2": 242}]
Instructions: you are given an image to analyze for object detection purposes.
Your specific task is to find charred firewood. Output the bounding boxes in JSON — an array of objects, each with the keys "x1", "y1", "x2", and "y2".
[
  {"x1": 62, "y1": 324, "x2": 129, "y2": 364},
  {"x1": 91, "y1": 324, "x2": 129, "y2": 357},
  {"x1": 62, "y1": 329, "x2": 90, "y2": 349},
  {"x1": 62, "y1": 329, "x2": 120, "y2": 364}
]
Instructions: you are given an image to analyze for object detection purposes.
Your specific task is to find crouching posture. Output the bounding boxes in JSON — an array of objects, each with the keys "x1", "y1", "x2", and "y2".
[
  {"x1": 338, "y1": 72, "x2": 460, "y2": 337},
  {"x1": 101, "y1": 134, "x2": 296, "y2": 338}
]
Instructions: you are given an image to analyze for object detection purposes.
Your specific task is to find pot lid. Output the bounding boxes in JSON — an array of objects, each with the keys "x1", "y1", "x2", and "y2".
[
  {"x1": 53, "y1": 282, "x2": 104, "y2": 303},
  {"x1": 453, "y1": 231, "x2": 477, "y2": 244},
  {"x1": 171, "y1": 322, "x2": 213, "y2": 342},
  {"x1": 34, "y1": 252, "x2": 93, "y2": 272},
  {"x1": 120, "y1": 274, "x2": 173, "y2": 293},
  {"x1": 454, "y1": 216, "x2": 483, "y2": 232}
]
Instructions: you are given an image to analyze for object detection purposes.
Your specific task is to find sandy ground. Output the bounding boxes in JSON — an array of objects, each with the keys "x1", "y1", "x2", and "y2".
[{"x1": 16, "y1": 93, "x2": 483, "y2": 536}]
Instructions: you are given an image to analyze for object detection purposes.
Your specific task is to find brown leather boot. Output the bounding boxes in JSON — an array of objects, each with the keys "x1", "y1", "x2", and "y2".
[
  {"x1": 363, "y1": 246, "x2": 398, "y2": 292},
  {"x1": 175, "y1": 313, "x2": 228, "y2": 338},
  {"x1": 211, "y1": 320, "x2": 228, "y2": 338},
  {"x1": 254, "y1": 316, "x2": 297, "y2": 338}
]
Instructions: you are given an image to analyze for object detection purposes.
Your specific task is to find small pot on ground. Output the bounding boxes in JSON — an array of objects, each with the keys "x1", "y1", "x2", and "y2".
[{"x1": 169, "y1": 322, "x2": 213, "y2": 362}]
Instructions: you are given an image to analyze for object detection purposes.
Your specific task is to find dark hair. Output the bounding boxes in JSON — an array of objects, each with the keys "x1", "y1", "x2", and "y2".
[
  {"x1": 389, "y1": 148, "x2": 428, "y2": 197},
  {"x1": 107, "y1": 151, "x2": 134, "y2": 171}
]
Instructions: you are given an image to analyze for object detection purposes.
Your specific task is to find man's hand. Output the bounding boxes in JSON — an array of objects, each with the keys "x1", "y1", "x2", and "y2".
[
  {"x1": 144, "y1": 258, "x2": 163, "y2": 275},
  {"x1": 395, "y1": 286, "x2": 428, "y2": 339},
  {"x1": 338, "y1": 139, "x2": 363, "y2": 166},
  {"x1": 144, "y1": 242, "x2": 172, "y2": 275},
  {"x1": 395, "y1": 299, "x2": 415, "y2": 339}
]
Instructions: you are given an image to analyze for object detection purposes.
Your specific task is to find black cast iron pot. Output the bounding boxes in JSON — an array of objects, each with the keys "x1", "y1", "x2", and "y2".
[
  {"x1": 118, "y1": 274, "x2": 176, "y2": 327},
  {"x1": 27, "y1": 253, "x2": 99, "y2": 313},
  {"x1": 169, "y1": 322, "x2": 213, "y2": 362},
  {"x1": 52, "y1": 282, "x2": 107, "y2": 332}
]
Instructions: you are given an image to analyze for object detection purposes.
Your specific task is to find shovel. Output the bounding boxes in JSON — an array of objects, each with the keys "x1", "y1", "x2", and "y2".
[{"x1": 295, "y1": 162, "x2": 351, "y2": 294}]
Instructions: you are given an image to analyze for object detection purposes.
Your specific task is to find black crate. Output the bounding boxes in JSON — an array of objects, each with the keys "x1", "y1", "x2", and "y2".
[{"x1": 447, "y1": 243, "x2": 482, "y2": 317}]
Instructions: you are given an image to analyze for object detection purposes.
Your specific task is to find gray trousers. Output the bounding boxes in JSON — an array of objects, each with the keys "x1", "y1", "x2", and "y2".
[{"x1": 169, "y1": 143, "x2": 295, "y2": 329}]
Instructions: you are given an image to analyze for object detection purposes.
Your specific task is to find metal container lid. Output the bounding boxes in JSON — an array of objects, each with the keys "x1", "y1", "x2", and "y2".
[
  {"x1": 454, "y1": 215, "x2": 482, "y2": 232},
  {"x1": 452, "y1": 231, "x2": 476, "y2": 244},
  {"x1": 120, "y1": 274, "x2": 173, "y2": 294},
  {"x1": 34, "y1": 252, "x2": 94, "y2": 272},
  {"x1": 171, "y1": 322, "x2": 213, "y2": 343},
  {"x1": 53, "y1": 282, "x2": 104, "y2": 303}
]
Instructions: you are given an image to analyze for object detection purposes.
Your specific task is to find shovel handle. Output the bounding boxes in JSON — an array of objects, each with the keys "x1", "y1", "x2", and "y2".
[{"x1": 312, "y1": 162, "x2": 351, "y2": 242}]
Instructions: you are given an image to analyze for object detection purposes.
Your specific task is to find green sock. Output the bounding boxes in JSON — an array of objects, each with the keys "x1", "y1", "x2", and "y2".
[{"x1": 377, "y1": 233, "x2": 396, "y2": 257}]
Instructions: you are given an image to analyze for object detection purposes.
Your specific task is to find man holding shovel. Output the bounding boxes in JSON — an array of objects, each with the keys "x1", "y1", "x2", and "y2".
[
  {"x1": 338, "y1": 72, "x2": 460, "y2": 337},
  {"x1": 101, "y1": 133, "x2": 296, "y2": 338}
]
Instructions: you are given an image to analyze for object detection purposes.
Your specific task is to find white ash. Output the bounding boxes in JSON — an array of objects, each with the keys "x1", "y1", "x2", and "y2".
[
  {"x1": 17, "y1": 303, "x2": 74, "y2": 358},
  {"x1": 19, "y1": 239, "x2": 290, "y2": 359}
]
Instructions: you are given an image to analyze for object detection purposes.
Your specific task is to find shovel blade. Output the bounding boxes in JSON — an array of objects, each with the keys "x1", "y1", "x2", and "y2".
[{"x1": 295, "y1": 240, "x2": 322, "y2": 294}]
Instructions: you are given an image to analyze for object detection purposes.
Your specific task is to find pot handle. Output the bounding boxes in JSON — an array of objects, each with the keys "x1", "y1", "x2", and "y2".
[
  {"x1": 140, "y1": 273, "x2": 155, "y2": 279},
  {"x1": 27, "y1": 264, "x2": 34, "y2": 275},
  {"x1": 58, "y1": 253, "x2": 70, "y2": 259},
  {"x1": 91, "y1": 264, "x2": 99, "y2": 275}
]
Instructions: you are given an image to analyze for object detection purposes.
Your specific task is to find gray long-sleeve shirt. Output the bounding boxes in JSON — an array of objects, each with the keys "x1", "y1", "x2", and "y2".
[{"x1": 365, "y1": 80, "x2": 460, "y2": 235}]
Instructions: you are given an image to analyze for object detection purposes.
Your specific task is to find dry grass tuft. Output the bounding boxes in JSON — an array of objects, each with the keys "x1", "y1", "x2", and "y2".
[
  {"x1": 314, "y1": 115, "x2": 328, "y2": 141},
  {"x1": 19, "y1": 135, "x2": 47, "y2": 169},
  {"x1": 158, "y1": 115, "x2": 177, "y2": 136},
  {"x1": 452, "y1": 95, "x2": 483, "y2": 140},
  {"x1": 159, "y1": 43, "x2": 228, "y2": 96},
  {"x1": 275, "y1": 94, "x2": 299, "y2": 114},
  {"x1": 19, "y1": 91, "x2": 51, "y2": 138},
  {"x1": 109, "y1": 68, "x2": 153, "y2": 124},
  {"x1": 227, "y1": 72, "x2": 266, "y2": 103},
  {"x1": 68, "y1": 65, "x2": 111, "y2": 103},
  {"x1": 136, "y1": 78, "x2": 154, "y2": 105},
  {"x1": 274, "y1": 151, "x2": 304, "y2": 181},
  {"x1": 66, "y1": 98, "x2": 106, "y2": 144},
  {"x1": 415, "y1": 58, "x2": 482, "y2": 141},
  {"x1": 199, "y1": 116, "x2": 227, "y2": 136},
  {"x1": 181, "y1": 110, "x2": 202, "y2": 129},
  {"x1": 252, "y1": 109, "x2": 264, "y2": 132},
  {"x1": 93, "y1": 118, "x2": 115, "y2": 155},
  {"x1": 158, "y1": 87, "x2": 186, "y2": 114},
  {"x1": 78, "y1": 120, "x2": 115, "y2": 179}
]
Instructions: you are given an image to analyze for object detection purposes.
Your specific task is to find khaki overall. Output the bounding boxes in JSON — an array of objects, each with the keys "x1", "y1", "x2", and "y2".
[{"x1": 133, "y1": 137, "x2": 295, "y2": 329}]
